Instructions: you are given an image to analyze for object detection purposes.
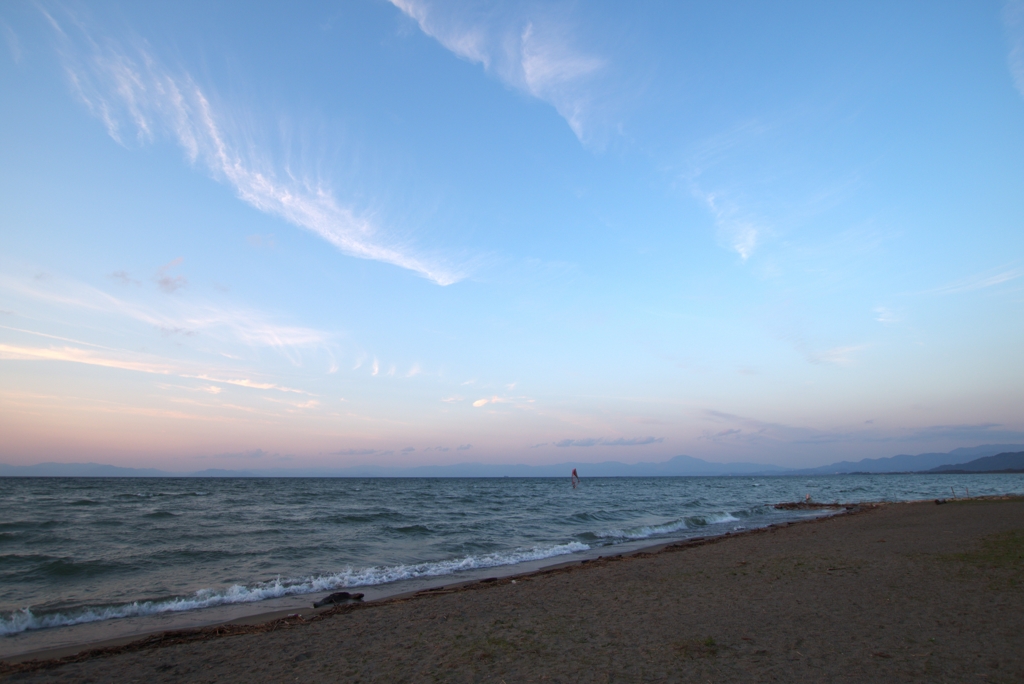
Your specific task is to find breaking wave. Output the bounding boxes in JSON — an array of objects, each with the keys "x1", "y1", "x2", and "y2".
[
  {"x1": 0, "y1": 541, "x2": 588, "y2": 636},
  {"x1": 597, "y1": 512, "x2": 741, "y2": 540}
]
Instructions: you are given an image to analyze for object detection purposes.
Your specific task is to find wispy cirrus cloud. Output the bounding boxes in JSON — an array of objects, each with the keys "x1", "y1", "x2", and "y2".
[
  {"x1": 681, "y1": 122, "x2": 778, "y2": 261},
  {"x1": 1, "y1": 19, "x2": 22, "y2": 63},
  {"x1": 777, "y1": 327, "x2": 867, "y2": 367},
  {"x1": 682, "y1": 118, "x2": 857, "y2": 262},
  {"x1": 186, "y1": 374, "x2": 310, "y2": 395},
  {"x1": 693, "y1": 189, "x2": 764, "y2": 261},
  {"x1": 390, "y1": 0, "x2": 606, "y2": 145},
  {"x1": 1, "y1": 271, "x2": 332, "y2": 361},
  {"x1": 806, "y1": 344, "x2": 866, "y2": 366},
  {"x1": 702, "y1": 409, "x2": 1024, "y2": 446},
  {"x1": 472, "y1": 394, "x2": 535, "y2": 409},
  {"x1": 0, "y1": 341, "x2": 311, "y2": 395},
  {"x1": 554, "y1": 436, "x2": 663, "y2": 447},
  {"x1": 926, "y1": 267, "x2": 1022, "y2": 295},
  {"x1": 874, "y1": 306, "x2": 898, "y2": 324},
  {"x1": 700, "y1": 410, "x2": 826, "y2": 445},
  {"x1": 0, "y1": 343, "x2": 175, "y2": 375},
  {"x1": 44, "y1": 8, "x2": 464, "y2": 285}
]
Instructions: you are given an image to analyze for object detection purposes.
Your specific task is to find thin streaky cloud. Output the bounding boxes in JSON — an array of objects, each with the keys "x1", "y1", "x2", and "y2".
[
  {"x1": 806, "y1": 345, "x2": 866, "y2": 366},
  {"x1": 2, "y1": 20, "x2": 23, "y2": 63},
  {"x1": 186, "y1": 375, "x2": 311, "y2": 395},
  {"x1": 926, "y1": 267, "x2": 1023, "y2": 295},
  {"x1": 553, "y1": 436, "x2": 663, "y2": 447},
  {"x1": 1, "y1": 272, "x2": 332, "y2": 358},
  {"x1": 0, "y1": 324, "x2": 129, "y2": 352},
  {"x1": 0, "y1": 342, "x2": 311, "y2": 395},
  {"x1": 0, "y1": 343, "x2": 175, "y2": 375},
  {"x1": 874, "y1": 306, "x2": 898, "y2": 324},
  {"x1": 389, "y1": 0, "x2": 606, "y2": 144},
  {"x1": 47, "y1": 10, "x2": 464, "y2": 285},
  {"x1": 681, "y1": 120, "x2": 778, "y2": 261},
  {"x1": 154, "y1": 382, "x2": 223, "y2": 395},
  {"x1": 262, "y1": 396, "x2": 320, "y2": 410},
  {"x1": 694, "y1": 189, "x2": 762, "y2": 260},
  {"x1": 787, "y1": 335, "x2": 867, "y2": 366},
  {"x1": 471, "y1": 394, "x2": 535, "y2": 408},
  {"x1": 182, "y1": 307, "x2": 330, "y2": 356}
]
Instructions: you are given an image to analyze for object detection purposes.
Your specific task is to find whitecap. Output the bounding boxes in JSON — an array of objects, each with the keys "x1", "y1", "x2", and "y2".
[{"x1": 0, "y1": 541, "x2": 589, "y2": 636}]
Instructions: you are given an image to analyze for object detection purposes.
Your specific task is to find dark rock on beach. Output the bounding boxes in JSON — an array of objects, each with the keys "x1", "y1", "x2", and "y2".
[{"x1": 312, "y1": 592, "x2": 364, "y2": 608}]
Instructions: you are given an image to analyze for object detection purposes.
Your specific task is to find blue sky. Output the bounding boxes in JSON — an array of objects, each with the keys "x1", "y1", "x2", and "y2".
[{"x1": 1, "y1": 0, "x2": 1023, "y2": 470}]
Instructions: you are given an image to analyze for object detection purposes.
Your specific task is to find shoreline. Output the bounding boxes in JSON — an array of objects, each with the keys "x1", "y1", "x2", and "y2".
[
  {"x1": 1, "y1": 501, "x2": 865, "y2": 668},
  {"x1": 3, "y1": 495, "x2": 1022, "y2": 682}
]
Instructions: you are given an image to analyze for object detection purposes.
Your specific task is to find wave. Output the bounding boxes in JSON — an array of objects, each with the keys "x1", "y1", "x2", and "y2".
[
  {"x1": 0, "y1": 541, "x2": 589, "y2": 636},
  {"x1": 114, "y1": 491, "x2": 210, "y2": 500},
  {"x1": 597, "y1": 512, "x2": 741, "y2": 541},
  {"x1": 388, "y1": 524, "x2": 433, "y2": 536}
]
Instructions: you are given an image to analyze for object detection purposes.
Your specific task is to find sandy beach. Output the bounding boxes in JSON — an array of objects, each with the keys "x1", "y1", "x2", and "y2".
[{"x1": 2, "y1": 497, "x2": 1022, "y2": 682}]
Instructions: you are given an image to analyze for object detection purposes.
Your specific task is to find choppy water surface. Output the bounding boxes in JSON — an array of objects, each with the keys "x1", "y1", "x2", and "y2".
[{"x1": 2, "y1": 473, "x2": 1022, "y2": 636}]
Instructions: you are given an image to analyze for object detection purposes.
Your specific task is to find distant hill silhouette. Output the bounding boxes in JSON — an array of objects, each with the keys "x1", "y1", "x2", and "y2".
[
  {"x1": 928, "y1": 451, "x2": 1024, "y2": 474},
  {"x1": 0, "y1": 455, "x2": 787, "y2": 478},
  {"x1": 4, "y1": 445, "x2": 1024, "y2": 477},
  {"x1": 788, "y1": 444, "x2": 1024, "y2": 474},
  {"x1": 0, "y1": 462, "x2": 172, "y2": 477},
  {"x1": 329, "y1": 455, "x2": 789, "y2": 478}
]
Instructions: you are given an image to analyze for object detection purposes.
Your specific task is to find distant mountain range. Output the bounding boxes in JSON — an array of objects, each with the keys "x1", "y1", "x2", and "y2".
[
  {"x1": 0, "y1": 455, "x2": 788, "y2": 478},
  {"x1": 928, "y1": 451, "x2": 1024, "y2": 474},
  {"x1": 2, "y1": 444, "x2": 1023, "y2": 478},
  {"x1": 786, "y1": 444, "x2": 1024, "y2": 475}
]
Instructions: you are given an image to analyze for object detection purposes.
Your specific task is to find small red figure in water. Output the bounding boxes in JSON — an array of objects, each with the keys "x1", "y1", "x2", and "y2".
[{"x1": 571, "y1": 468, "x2": 580, "y2": 489}]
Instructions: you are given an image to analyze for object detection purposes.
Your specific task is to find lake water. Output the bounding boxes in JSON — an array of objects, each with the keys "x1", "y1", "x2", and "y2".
[{"x1": 2, "y1": 473, "x2": 1022, "y2": 638}]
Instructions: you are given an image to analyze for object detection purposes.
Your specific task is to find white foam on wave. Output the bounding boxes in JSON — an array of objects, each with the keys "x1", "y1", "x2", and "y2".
[
  {"x1": 598, "y1": 512, "x2": 740, "y2": 541},
  {"x1": 0, "y1": 541, "x2": 589, "y2": 636}
]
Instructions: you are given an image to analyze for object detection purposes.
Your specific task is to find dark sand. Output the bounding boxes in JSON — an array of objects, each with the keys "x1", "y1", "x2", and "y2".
[{"x1": 3, "y1": 498, "x2": 1023, "y2": 683}]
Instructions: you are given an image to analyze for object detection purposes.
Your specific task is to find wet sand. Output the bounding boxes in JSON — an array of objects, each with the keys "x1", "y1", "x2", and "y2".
[{"x1": 3, "y1": 498, "x2": 1023, "y2": 682}]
